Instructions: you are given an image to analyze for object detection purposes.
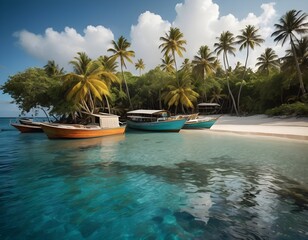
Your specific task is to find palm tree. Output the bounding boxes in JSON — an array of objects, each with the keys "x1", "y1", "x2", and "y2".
[
  {"x1": 69, "y1": 52, "x2": 92, "y2": 75},
  {"x1": 192, "y1": 45, "x2": 217, "y2": 80},
  {"x1": 63, "y1": 60, "x2": 118, "y2": 114},
  {"x1": 214, "y1": 31, "x2": 238, "y2": 115},
  {"x1": 159, "y1": 27, "x2": 186, "y2": 72},
  {"x1": 97, "y1": 55, "x2": 120, "y2": 113},
  {"x1": 180, "y1": 58, "x2": 192, "y2": 71},
  {"x1": 272, "y1": 10, "x2": 308, "y2": 95},
  {"x1": 160, "y1": 55, "x2": 175, "y2": 73},
  {"x1": 44, "y1": 60, "x2": 64, "y2": 77},
  {"x1": 108, "y1": 36, "x2": 135, "y2": 109},
  {"x1": 135, "y1": 59, "x2": 145, "y2": 76},
  {"x1": 255, "y1": 48, "x2": 280, "y2": 75},
  {"x1": 236, "y1": 25, "x2": 264, "y2": 112},
  {"x1": 162, "y1": 68, "x2": 199, "y2": 114}
]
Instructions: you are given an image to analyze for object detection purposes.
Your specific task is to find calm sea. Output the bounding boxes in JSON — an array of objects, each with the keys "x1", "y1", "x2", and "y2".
[{"x1": 1, "y1": 117, "x2": 308, "y2": 239}]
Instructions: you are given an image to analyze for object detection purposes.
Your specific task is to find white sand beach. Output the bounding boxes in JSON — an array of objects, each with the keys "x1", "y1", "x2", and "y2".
[{"x1": 208, "y1": 114, "x2": 308, "y2": 141}]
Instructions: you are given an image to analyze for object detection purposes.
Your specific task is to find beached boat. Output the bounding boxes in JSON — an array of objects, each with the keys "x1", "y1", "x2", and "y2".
[
  {"x1": 11, "y1": 123, "x2": 43, "y2": 133},
  {"x1": 126, "y1": 109, "x2": 186, "y2": 132},
  {"x1": 41, "y1": 113, "x2": 125, "y2": 139},
  {"x1": 183, "y1": 114, "x2": 218, "y2": 129}
]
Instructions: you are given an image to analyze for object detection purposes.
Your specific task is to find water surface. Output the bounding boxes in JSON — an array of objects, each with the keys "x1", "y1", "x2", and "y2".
[{"x1": 1, "y1": 118, "x2": 308, "y2": 239}]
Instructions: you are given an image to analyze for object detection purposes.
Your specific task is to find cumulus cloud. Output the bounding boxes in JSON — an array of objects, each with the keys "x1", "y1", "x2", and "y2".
[
  {"x1": 15, "y1": 0, "x2": 280, "y2": 73},
  {"x1": 15, "y1": 25, "x2": 114, "y2": 70}
]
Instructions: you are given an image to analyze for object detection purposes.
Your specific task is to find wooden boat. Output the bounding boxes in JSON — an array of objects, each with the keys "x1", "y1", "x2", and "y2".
[
  {"x1": 19, "y1": 118, "x2": 42, "y2": 127},
  {"x1": 183, "y1": 114, "x2": 218, "y2": 129},
  {"x1": 11, "y1": 123, "x2": 43, "y2": 133},
  {"x1": 126, "y1": 109, "x2": 186, "y2": 132},
  {"x1": 41, "y1": 113, "x2": 125, "y2": 139}
]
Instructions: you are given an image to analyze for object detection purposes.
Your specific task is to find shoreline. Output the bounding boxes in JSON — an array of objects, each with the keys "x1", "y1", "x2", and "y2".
[{"x1": 206, "y1": 114, "x2": 308, "y2": 141}]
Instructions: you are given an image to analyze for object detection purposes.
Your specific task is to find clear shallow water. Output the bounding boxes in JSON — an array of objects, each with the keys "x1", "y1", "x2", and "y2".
[{"x1": 1, "y1": 118, "x2": 308, "y2": 239}]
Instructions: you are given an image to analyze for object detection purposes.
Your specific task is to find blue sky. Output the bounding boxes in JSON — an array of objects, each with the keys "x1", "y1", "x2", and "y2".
[{"x1": 0, "y1": 0, "x2": 307, "y2": 117}]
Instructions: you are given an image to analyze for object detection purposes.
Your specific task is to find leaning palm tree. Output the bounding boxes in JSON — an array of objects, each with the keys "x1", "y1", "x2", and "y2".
[
  {"x1": 162, "y1": 68, "x2": 199, "y2": 114},
  {"x1": 271, "y1": 10, "x2": 308, "y2": 95},
  {"x1": 135, "y1": 59, "x2": 145, "y2": 76},
  {"x1": 236, "y1": 25, "x2": 264, "y2": 112},
  {"x1": 160, "y1": 55, "x2": 175, "y2": 73},
  {"x1": 108, "y1": 36, "x2": 135, "y2": 109},
  {"x1": 63, "y1": 60, "x2": 118, "y2": 114},
  {"x1": 214, "y1": 31, "x2": 238, "y2": 115},
  {"x1": 255, "y1": 48, "x2": 280, "y2": 75},
  {"x1": 159, "y1": 27, "x2": 187, "y2": 72}
]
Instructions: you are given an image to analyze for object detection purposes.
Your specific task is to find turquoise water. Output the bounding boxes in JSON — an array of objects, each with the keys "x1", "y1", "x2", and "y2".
[{"x1": 1, "y1": 118, "x2": 308, "y2": 239}]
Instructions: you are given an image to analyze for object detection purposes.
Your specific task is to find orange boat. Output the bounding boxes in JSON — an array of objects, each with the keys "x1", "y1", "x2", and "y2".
[
  {"x1": 11, "y1": 123, "x2": 43, "y2": 133},
  {"x1": 41, "y1": 113, "x2": 126, "y2": 139}
]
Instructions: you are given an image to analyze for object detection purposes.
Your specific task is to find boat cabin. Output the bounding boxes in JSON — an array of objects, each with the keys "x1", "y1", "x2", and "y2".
[
  {"x1": 197, "y1": 103, "x2": 220, "y2": 114},
  {"x1": 87, "y1": 113, "x2": 120, "y2": 128},
  {"x1": 127, "y1": 110, "x2": 171, "y2": 122}
]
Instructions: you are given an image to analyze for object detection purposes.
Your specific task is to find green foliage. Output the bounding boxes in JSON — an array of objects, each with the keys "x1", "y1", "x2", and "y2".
[
  {"x1": 1, "y1": 68, "x2": 60, "y2": 114},
  {"x1": 265, "y1": 102, "x2": 308, "y2": 117}
]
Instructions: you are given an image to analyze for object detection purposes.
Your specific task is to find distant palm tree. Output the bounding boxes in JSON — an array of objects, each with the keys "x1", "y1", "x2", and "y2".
[
  {"x1": 44, "y1": 60, "x2": 64, "y2": 77},
  {"x1": 214, "y1": 31, "x2": 238, "y2": 115},
  {"x1": 180, "y1": 58, "x2": 192, "y2": 71},
  {"x1": 135, "y1": 59, "x2": 145, "y2": 76},
  {"x1": 272, "y1": 10, "x2": 308, "y2": 95},
  {"x1": 69, "y1": 52, "x2": 92, "y2": 75},
  {"x1": 160, "y1": 55, "x2": 175, "y2": 73},
  {"x1": 255, "y1": 48, "x2": 280, "y2": 75},
  {"x1": 64, "y1": 60, "x2": 118, "y2": 113},
  {"x1": 192, "y1": 45, "x2": 216, "y2": 81},
  {"x1": 108, "y1": 36, "x2": 135, "y2": 109},
  {"x1": 98, "y1": 55, "x2": 118, "y2": 73},
  {"x1": 236, "y1": 25, "x2": 264, "y2": 112},
  {"x1": 162, "y1": 68, "x2": 199, "y2": 114},
  {"x1": 159, "y1": 27, "x2": 186, "y2": 72}
]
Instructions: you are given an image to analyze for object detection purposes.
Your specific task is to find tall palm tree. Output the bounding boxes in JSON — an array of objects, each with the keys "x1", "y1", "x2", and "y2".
[
  {"x1": 214, "y1": 31, "x2": 238, "y2": 115},
  {"x1": 64, "y1": 60, "x2": 118, "y2": 114},
  {"x1": 44, "y1": 60, "x2": 64, "y2": 77},
  {"x1": 135, "y1": 59, "x2": 145, "y2": 76},
  {"x1": 160, "y1": 55, "x2": 175, "y2": 73},
  {"x1": 255, "y1": 48, "x2": 280, "y2": 75},
  {"x1": 192, "y1": 45, "x2": 217, "y2": 81},
  {"x1": 159, "y1": 27, "x2": 186, "y2": 72},
  {"x1": 236, "y1": 25, "x2": 264, "y2": 112},
  {"x1": 69, "y1": 52, "x2": 92, "y2": 75},
  {"x1": 272, "y1": 10, "x2": 308, "y2": 95},
  {"x1": 162, "y1": 68, "x2": 199, "y2": 114},
  {"x1": 108, "y1": 36, "x2": 135, "y2": 109},
  {"x1": 98, "y1": 55, "x2": 118, "y2": 73}
]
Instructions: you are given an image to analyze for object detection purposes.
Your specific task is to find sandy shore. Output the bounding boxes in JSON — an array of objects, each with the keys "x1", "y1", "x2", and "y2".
[{"x1": 207, "y1": 114, "x2": 308, "y2": 141}]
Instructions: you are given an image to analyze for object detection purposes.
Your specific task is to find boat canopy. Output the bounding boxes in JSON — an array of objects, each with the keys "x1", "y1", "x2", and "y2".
[
  {"x1": 127, "y1": 109, "x2": 168, "y2": 115},
  {"x1": 84, "y1": 112, "x2": 120, "y2": 128}
]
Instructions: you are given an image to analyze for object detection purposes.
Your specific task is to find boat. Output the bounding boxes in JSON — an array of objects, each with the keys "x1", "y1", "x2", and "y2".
[
  {"x1": 126, "y1": 109, "x2": 187, "y2": 132},
  {"x1": 11, "y1": 122, "x2": 43, "y2": 133},
  {"x1": 40, "y1": 113, "x2": 125, "y2": 139},
  {"x1": 19, "y1": 117, "x2": 42, "y2": 127},
  {"x1": 182, "y1": 114, "x2": 218, "y2": 129}
]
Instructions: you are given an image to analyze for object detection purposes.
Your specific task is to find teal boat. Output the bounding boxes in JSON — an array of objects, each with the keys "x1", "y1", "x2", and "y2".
[
  {"x1": 182, "y1": 114, "x2": 218, "y2": 129},
  {"x1": 126, "y1": 109, "x2": 187, "y2": 132}
]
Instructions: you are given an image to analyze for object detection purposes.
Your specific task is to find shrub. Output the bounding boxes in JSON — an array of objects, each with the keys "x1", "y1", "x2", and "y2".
[{"x1": 265, "y1": 102, "x2": 308, "y2": 117}]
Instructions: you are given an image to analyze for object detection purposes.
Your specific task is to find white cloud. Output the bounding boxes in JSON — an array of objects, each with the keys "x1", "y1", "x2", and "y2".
[
  {"x1": 15, "y1": 25, "x2": 114, "y2": 70},
  {"x1": 15, "y1": 0, "x2": 282, "y2": 73},
  {"x1": 130, "y1": 11, "x2": 171, "y2": 72}
]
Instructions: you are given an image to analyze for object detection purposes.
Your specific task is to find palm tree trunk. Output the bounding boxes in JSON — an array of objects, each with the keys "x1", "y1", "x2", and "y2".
[
  {"x1": 105, "y1": 95, "x2": 111, "y2": 113},
  {"x1": 237, "y1": 47, "x2": 249, "y2": 114},
  {"x1": 291, "y1": 39, "x2": 306, "y2": 95},
  {"x1": 224, "y1": 54, "x2": 238, "y2": 115},
  {"x1": 121, "y1": 65, "x2": 133, "y2": 109}
]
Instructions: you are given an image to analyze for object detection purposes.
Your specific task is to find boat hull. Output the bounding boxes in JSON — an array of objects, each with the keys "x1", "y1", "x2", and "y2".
[
  {"x1": 11, "y1": 123, "x2": 43, "y2": 133},
  {"x1": 41, "y1": 124, "x2": 126, "y2": 139},
  {"x1": 183, "y1": 119, "x2": 216, "y2": 129},
  {"x1": 126, "y1": 118, "x2": 186, "y2": 132}
]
